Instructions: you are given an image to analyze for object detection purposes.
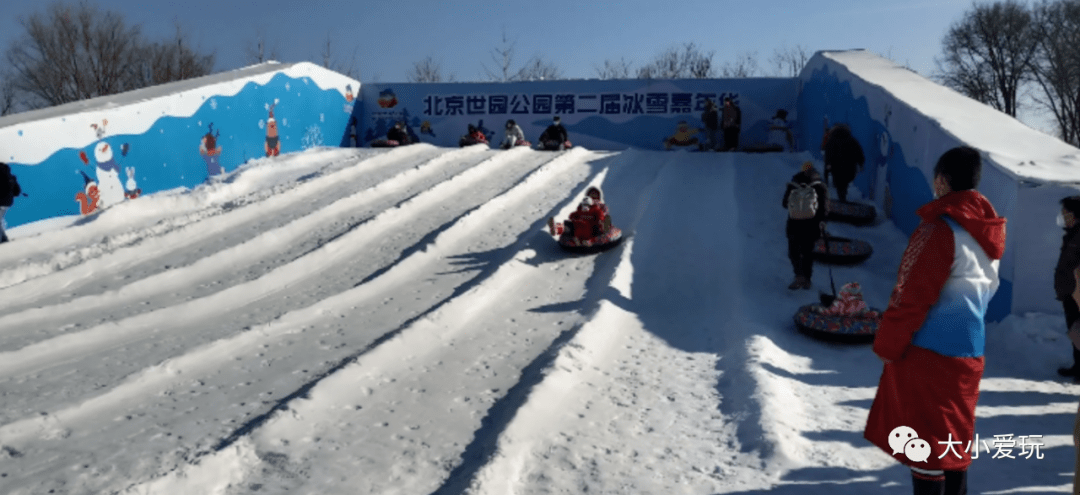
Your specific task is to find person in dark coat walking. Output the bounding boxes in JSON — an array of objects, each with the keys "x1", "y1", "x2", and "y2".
[
  {"x1": 822, "y1": 124, "x2": 865, "y2": 202},
  {"x1": 782, "y1": 161, "x2": 829, "y2": 289},
  {"x1": 721, "y1": 97, "x2": 741, "y2": 151},
  {"x1": 1056, "y1": 196, "x2": 1080, "y2": 378}
]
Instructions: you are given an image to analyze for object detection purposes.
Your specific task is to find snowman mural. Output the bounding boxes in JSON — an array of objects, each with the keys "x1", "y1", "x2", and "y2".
[{"x1": 77, "y1": 119, "x2": 139, "y2": 211}]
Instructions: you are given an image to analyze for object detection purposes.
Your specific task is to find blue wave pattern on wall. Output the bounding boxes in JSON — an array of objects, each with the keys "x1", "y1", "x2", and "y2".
[
  {"x1": 799, "y1": 64, "x2": 1011, "y2": 321},
  {"x1": 5, "y1": 72, "x2": 351, "y2": 228}
]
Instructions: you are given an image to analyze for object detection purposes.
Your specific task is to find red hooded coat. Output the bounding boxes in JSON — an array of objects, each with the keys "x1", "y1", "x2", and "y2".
[{"x1": 863, "y1": 190, "x2": 1006, "y2": 472}]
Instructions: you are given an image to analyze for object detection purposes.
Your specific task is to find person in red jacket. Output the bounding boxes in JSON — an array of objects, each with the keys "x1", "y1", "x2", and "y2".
[{"x1": 863, "y1": 146, "x2": 1006, "y2": 495}]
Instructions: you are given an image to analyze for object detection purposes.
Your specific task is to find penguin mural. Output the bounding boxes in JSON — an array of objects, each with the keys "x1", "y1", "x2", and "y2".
[
  {"x1": 74, "y1": 170, "x2": 101, "y2": 215},
  {"x1": 77, "y1": 120, "x2": 132, "y2": 210},
  {"x1": 265, "y1": 102, "x2": 281, "y2": 157},
  {"x1": 200, "y1": 122, "x2": 224, "y2": 176}
]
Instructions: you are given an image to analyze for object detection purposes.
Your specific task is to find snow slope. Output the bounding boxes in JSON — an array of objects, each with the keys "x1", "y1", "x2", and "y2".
[{"x1": 0, "y1": 145, "x2": 1076, "y2": 494}]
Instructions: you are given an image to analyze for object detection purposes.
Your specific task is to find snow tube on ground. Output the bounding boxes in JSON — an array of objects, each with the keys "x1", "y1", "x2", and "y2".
[
  {"x1": 459, "y1": 137, "x2": 489, "y2": 147},
  {"x1": 741, "y1": 144, "x2": 785, "y2": 153},
  {"x1": 501, "y1": 140, "x2": 531, "y2": 149},
  {"x1": 538, "y1": 140, "x2": 572, "y2": 151},
  {"x1": 827, "y1": 200, "x2": 876, "y2": 225},
  {"x1": 369, "y1": 139, "x2": 401, "y2": 148},
  {"x1": 813, "y1": 235, "x2": 873, "y2": 265},
  {"x1": 793, "y1": 304, "x2": 881, "y2": 344},
  {"x1": 558, "y1": 227, "x2": 624, "y2": 254}
]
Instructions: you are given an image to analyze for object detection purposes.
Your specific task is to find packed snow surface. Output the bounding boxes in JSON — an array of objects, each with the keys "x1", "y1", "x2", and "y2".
[{"x1": 0, "y1": 144, "x2": 1076, "y2": 494}]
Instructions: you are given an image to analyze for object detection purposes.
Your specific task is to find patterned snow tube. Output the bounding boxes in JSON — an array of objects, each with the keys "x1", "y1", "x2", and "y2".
[
  {"x1": 813, "y1": 235, "x2": 873, "y2": 265},
  {"x1": 827, "y1": 200, "x2": 877, "y2": 225},
  {"x1": 558, "y1": 227, "x2": 624, "y2": 254},
  {"x1": 370, "y1": 139, "x2": 400, "y2": 148},
  {"x1": 742, "y1": 144, "x2": 785, "y2": 153},
  {"x1": 793, "y1": 304, "x2": 881, "y2": 344}
]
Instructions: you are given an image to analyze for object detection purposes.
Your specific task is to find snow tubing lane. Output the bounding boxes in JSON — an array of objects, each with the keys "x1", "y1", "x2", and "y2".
[
  {"x1": 558, "y1": 227, "x2": 624, "y2": 254},
  {"x1": 827, "y1": 200, "x2": 877, "y2": 225},
  {"x1": 813, "y1": 235, "x2": 873, "y2": 265},
  {"x1": 793, "y1": 303, "x2": 881, "y2": 344}
]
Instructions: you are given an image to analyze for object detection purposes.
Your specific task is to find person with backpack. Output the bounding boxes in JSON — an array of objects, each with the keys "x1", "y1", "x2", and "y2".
[
  {"x1": 0, "y1": 162, "x2": 23, "y2": 243},
  {"x1": 782, "y1": 161, "x2": 829, "y2": 289}
]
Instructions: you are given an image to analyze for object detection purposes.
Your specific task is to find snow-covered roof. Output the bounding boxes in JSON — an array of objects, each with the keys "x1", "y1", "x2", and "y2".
[
  {"x1": 823, "y1": 49, "x2": 1080, "y2": 186},
  {"x1": 0, "y1": 62, "x2": 297, "y2": 128}
]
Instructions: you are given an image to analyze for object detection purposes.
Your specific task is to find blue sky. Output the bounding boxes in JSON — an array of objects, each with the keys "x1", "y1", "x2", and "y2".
[
  {"x1": 1, "y1": 0, "x2": 981, "y2": 82},
  {"x1": 1, "y1": 0, "x2": 1052, "y2": 130}
]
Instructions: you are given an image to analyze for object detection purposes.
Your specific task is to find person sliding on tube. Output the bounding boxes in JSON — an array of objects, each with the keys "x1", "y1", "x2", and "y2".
[
  {"x1": 501, "y1": 119, "x2": 526, "y2": 149},
  {"x1": 538, "y1": 116, "x2": 569, "y2": 151}
]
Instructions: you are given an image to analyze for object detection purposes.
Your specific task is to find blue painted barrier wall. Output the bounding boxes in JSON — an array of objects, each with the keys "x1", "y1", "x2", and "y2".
[
  {"x1": 797, "y1": 50, "x2": 1080, "y2": 319},
  {"x1": 0, "y1": 62, "x2": 359, "y2": 229},
  {"x1": 352, "y1": 78, "x2": 799, "y2": 152}
]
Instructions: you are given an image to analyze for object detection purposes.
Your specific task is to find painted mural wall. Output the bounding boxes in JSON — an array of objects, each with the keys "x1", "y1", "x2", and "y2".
[
  {"x1": 797, "y1": 50, "x2": 1080, "y2": 318},
  {"x1": 0, "y1": 62, "x2": 359, "y2": 229},
  {"x1": 352, "y1": 78, "x2": 799, "y2": 152}
]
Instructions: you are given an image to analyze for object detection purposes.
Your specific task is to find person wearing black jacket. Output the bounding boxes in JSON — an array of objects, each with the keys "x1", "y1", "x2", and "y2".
[
  {"x1": 782, "y1": 162, "x2": 829, "y2": 290},
  {"x1": 1057, "y1": 196, "x2": 1080, "y2": 378},
  {"x1": 721, "y1": 97, "x2": 741, "y2": 151},
  {"x1": 0, "y1": 162, "x2": 22, "y2": 243},
  {"x1": 539, "y1": 116, "x2": 569, "y2": 150},
  {"x1": 822, "y1": 124, "x2": 865, "y2": 202},
  {"x1": 700, "y1": 99, "x2": 720, "y2": 151},
  {"x1": 386, "y1": 121, "x2": 411, "y2": 145}
]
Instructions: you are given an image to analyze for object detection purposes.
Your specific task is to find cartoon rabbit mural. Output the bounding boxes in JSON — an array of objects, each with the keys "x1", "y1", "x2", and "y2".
[
  {"x1": 200, "y1": 122, "x2": 224, "y2": 176},
  {"x1": 77, "y1": 119, "x2": 135, "y2": 211}
]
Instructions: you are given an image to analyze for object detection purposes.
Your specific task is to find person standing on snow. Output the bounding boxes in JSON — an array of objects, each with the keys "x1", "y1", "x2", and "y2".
[
  {"x1": 720, "y1": 97, "x2": 741, "y2": 151},
  {"x1": 864, "y1": 146, "x2": 1006, "y2": 495},
  {"x1": 501, "y1": 119, "x2": 526, "y2": 149},
  {"x1": 782, "y1": 161, "x2": 829, "y2": 290},
  {"x1": 700, "y1": 99, "x2": 720, "y2": 151},
  {"x1": 1055, "y1": 196, "x2": 1080, "y2": 379},
  {"x1": 822, "y1": 124, "x2": 865, "y2": 202}
]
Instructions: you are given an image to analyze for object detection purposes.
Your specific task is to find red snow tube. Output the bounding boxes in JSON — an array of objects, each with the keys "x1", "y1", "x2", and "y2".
[
  {"x1": 370, "y1": 139, "x2": 400, "y2": 148},
  {"x1": 793, "y1": 304, "x2": 881, "y2": 344},
  {"x1": 558, "y1": 227, "x2": 624, "y2": 254},
  {"x1": 538, "y1": 140, "x2": 572, "y2": 151},
  {"x1": 813, "y1": 235, "x2": 873, "y2": 265},
  {"x1": 827, "y1": 200, "x2": 877, "y2": 225}
]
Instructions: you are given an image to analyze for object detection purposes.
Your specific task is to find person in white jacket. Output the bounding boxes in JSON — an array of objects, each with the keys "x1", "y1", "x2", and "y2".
[{"x1": 501, "y1": 119, "x2": 526, "y2": 149}]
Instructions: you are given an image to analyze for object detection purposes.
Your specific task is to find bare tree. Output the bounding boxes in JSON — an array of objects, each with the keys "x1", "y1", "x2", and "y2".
[
  {"x1": 4, "y1": 1, "x2": 215, "y2": 110},
  {"x1": 517, "y1": 56, "x2": 561, "y2": 81},
  {"x1": 719, "y1": 51, "x2": 760, "y2": 77},
  {"x1": 935, "y1": 0, "x2": 1038, "y2": 116},
  {"x1": 318, "y1": 31, "x2": 360, "y2": 79},
  {"x1": 482, "y1": 29, "x2": 518, "y2": 82},
  {"x1": 131, "y1": 21, "x2": 215, "y2": 87},
  {"x1": 637, "y1": 42, "x2": 715, "y2": 79},
  {"x1": 769, "y1": 44, "x2": 809, "y2": 77},
  {"x1": 594, "y1": 57, "x2": 633, "y2": 79},
  {"x1": 480, "y1": 29, "x2": 561, "y2": 82},
  {"x1": 1030, "y1": 0, "x2": 1080, "y2": 146},
  {"x1": 0, "y1": 76, "x2": 17, "y2": 116},
  {"x1": 245, "y1": 27, "x2": 281, "y2": 64},
  {"x1": 407, "y1": 55, "x2": 454, "y2": 82}
]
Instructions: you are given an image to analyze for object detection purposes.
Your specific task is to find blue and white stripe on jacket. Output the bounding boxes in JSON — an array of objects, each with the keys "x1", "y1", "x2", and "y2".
[{"x1": 911, "y1": 216, "x2": 1000, "y2": 358}]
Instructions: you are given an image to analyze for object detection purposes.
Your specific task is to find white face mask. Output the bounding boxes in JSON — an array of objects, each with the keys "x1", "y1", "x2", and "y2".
[{"x1": 1059, "y1": 212, "x2": 1069, "y2": 228}]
